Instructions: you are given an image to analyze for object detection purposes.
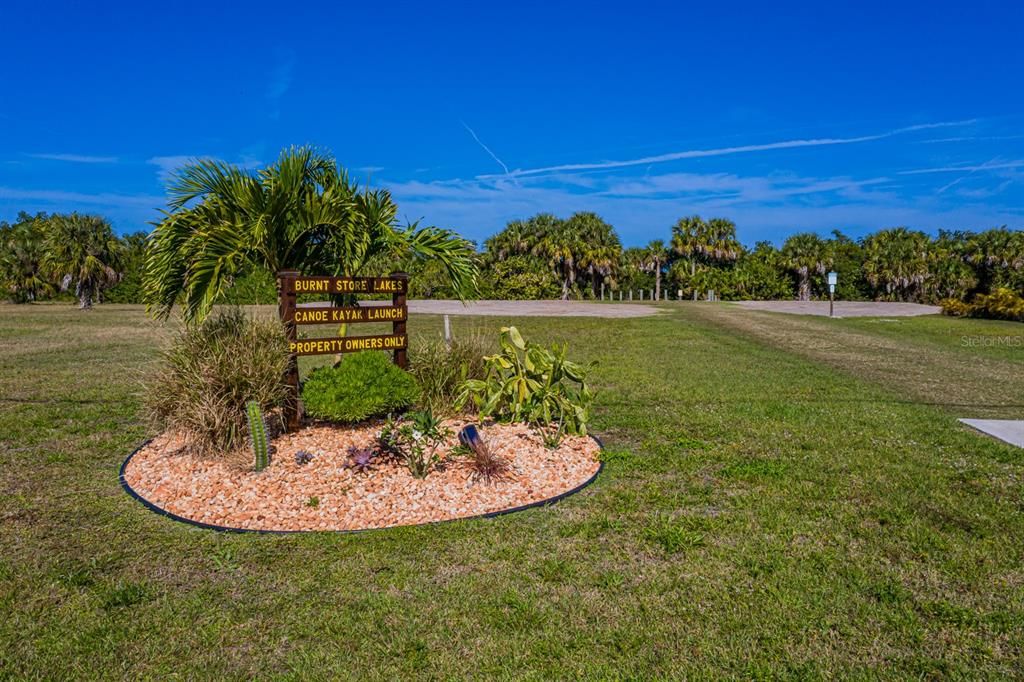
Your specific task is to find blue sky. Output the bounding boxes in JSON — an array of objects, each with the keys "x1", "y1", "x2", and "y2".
[{"x1": 1, "y1": 0, "x2": 1022, "y2": 246}]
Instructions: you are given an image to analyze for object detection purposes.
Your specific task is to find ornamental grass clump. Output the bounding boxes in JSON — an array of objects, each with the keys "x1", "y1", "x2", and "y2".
[
  {"x1": 408, "y1": 331, "x2": 490, "y2": 414},
  {"x1": 144, "y1": 309, "x2": 290, "y2": 454},
  {"x1": 457, "y1": 424, "x2": 511, "y2": 483},
  {"x1": 301, "y1": 351, "x2": 419, "y2": 423},
  {"x1": 457, "y1": 326, "x2": 594, "y2": 436}
]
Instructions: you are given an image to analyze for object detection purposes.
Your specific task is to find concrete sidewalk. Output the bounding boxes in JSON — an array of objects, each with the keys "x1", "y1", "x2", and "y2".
[{"x1": 960, "y1": 419, "x2": 1024, "y2": 448}]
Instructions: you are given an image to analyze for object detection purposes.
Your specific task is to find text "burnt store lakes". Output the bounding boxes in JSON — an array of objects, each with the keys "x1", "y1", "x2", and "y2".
[{"x1": 293, "y1": 278, "x2": 405, "y2": 294}]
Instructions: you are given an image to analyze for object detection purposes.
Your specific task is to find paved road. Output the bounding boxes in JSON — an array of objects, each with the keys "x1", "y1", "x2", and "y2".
[
  {"x1": 300, "y1": 299, "x2": 662, "y2": 317},
  {"x1": 733, "y1": 300, "x2": 942, "y2": 318},
  {"x1": 402, "y1": 299, "x2": 659, "y2": 318}
]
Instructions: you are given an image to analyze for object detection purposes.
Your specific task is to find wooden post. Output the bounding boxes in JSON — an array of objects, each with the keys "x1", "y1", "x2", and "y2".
[
  {"x1": 391, "y1": 271, "x2": 409, "y2": 369},
  {"x1": 277, "y1": 270, "x2": 301, "y2": 432},
  {"x1": 600, "y1": 282, "x2": 605, "y2": 300}
]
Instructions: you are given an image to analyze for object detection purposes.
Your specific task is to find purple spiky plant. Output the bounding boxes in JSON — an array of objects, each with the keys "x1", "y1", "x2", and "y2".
[{"x1": 345, "y1": 446, "x2": 377, "y2": 473}]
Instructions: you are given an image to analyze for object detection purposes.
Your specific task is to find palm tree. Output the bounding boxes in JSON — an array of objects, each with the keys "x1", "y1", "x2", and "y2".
[
  {"x1": 527, "y1": 214, "x2": 578, "y2": 300},
  {"x1": 926, "y1": 231, "x2": 977, "y2": 302},
  {"x1": 1, "y1": 213, "x2": 53, "y2": 303},
  {"x1": 144, "y1": 146, "x2": 477, "y2": 322},
  {"x1": 567, "y1": 212, "x2": 621, "y2": 297},
  {"x1": 781, "y1": 232, "x2": 831, "y2": 301},
  {"x1": 638, "y1": 240, "x2": 669, "y2": 300},
  {"x1": 862, "y1": 228, "x2": 931, "y2": 302},
  {"x1": 43, "y1": 213, "x2": 123, "y2": 309},
  {"x1": 964, "y1": 227, "x2": 1024, "y2": 293},
  {"x1": 484, "y1": 219, "x2": 531, "y2": 263},
  {"x1": 671, "y1": 216, "x2": 743, "y2": 299}
]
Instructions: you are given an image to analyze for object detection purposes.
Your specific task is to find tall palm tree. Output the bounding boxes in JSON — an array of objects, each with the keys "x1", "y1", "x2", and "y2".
[
  {"x1": 43, "y1": 213, "x2": 123, "y2": 309},
  {"x1": 638, "y1": 239, "x2": 669, "y2": 300},
  {"x1": 926, "y1": 231, "x2": 977, "y2": 302},
  {"x1": 964, "y1": 227, "x2": 1024, "y2": 293},
  {"x1": 862, "y1": 228, "x2": 931, "y2": 302},
  {"x1": 144, "y1": 146, "x2": 478, "y2": 322},
  {"x1": 527, "y1": 214, "x2": 578, "y2": 300},
  {"x1": 567, "y1": 212, "x2": 621, "y2": 297},
  {"x1": 1, "y1": 214, "x2": 52, "y2": 303},
  {"x1": 781, "y1": 232, "x2": 831, "y2": 301},
  {"x1": 671, "y1": 216, "x2": 742, "y2": 299}
]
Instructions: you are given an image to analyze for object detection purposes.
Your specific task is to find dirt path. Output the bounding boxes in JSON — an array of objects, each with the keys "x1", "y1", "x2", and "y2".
[{"x1": 687, "y1": 304, "x2": 1024, "y2": 419}]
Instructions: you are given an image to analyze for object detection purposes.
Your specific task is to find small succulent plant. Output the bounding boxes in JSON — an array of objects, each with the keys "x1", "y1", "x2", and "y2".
[
  {"x1": 379, "y1": 410, "x2": 451, "y2": 479},
  {"x1": 344, "y1": 446, "x2": 377, "y2": 473},
  {"x1": 294, "y1": 450, "x2": 314, "y2": 466}
]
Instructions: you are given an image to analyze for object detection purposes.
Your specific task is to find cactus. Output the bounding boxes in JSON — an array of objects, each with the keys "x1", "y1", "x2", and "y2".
[{"x1": 246, "y1": 400, "x2": 270, "y2": 471}]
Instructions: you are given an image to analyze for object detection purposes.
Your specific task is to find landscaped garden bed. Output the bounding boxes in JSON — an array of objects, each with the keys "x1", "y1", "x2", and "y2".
[{"x1": 121, "y1": 420, "x2": 600, "y2": 532}]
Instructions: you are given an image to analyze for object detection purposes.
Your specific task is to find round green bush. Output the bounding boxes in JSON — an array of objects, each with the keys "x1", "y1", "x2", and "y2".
[{"x1": 301, "y1": 351, "x2": 420, "y2": 423}]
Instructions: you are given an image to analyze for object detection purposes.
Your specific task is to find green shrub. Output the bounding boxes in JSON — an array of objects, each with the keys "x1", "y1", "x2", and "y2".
[
  {"x1": 144, "y1": 309, "x2": 290, "y2": 453},
  {"x1": 942, "y1": 288, "x2": 1024, "y2": 322},
  {"x1": 940, "y1": 298, "x2": 972, "y2": 317},
  {"x1": 458, "y1": 326, "x2": 594, "y2": 436},
  {"x1": 408, "y1": 331, "x2": 490, "y2": 414},
  {"x1": 480, "y1": 256, "x2": 560, "y2": 300},
  {"x1": 302, "y1": 351, "x2": 419, "y2": 423},
  {"x1": 971, "y1": 288, "x2": 1024, "y2": 322}
]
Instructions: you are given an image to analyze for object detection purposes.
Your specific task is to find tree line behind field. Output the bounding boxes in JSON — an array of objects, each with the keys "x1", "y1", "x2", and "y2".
[
  {"x1": 3, "y1": 208, "x2": 1022, "y2": 314},
  {"x1": 407, "y1": 214, "x2": 1024, "y2": 313}
]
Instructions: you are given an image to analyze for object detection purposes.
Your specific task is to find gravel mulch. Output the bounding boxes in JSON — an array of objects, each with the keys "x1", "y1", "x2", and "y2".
[{"x1": 123, "y1": 420, "x2": 601, "y2": 532}]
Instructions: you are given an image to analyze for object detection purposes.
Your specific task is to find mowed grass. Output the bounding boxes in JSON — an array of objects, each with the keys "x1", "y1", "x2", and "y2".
[{"x1": 1, "y1": 302, "x2": 1022, "y2": 678}]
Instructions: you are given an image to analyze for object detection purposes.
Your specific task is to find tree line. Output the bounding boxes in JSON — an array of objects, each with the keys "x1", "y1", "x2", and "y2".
[{"x1": 464, "y1": 213, "x2": 1024, "y2": 306}]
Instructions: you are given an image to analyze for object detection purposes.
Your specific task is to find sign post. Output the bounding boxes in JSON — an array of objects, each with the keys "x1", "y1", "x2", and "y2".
[
  {"x1": 276, "y1": 271, "x2": 410, "y2": 431},
  {"x1": 827, "y1": 271, "x2": 837, "y2": 318}
]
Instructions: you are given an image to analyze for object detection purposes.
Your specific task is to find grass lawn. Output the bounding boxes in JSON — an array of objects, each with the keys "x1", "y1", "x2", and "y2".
[{"x1": 1, "y1": 303, "x2": 1022, "y2": 678}]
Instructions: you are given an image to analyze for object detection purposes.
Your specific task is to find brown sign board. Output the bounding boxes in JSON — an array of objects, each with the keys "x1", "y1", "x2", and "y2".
[
  {"x1": 277, "y1": 270, "x2": 410, "y2": 431},
  {"x1": 290, "y1": 276, "x2": 407, "y2": 295},
  {"x1": 289, "y1": 333, "x2": 408, "y2": 356},
  {"x1": 293, "y1": 305, "x2": 407, "y2": 325}
]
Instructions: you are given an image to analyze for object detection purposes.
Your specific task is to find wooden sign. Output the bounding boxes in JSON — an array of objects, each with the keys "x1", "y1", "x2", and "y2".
[
  {"x1": 289, "y1": 334, "x2": 407, "y2": 356},
  {"x1": 277, "y1": 270, "x2": 409, "y2": 430},
  {"x1": 293, "y1": 305, "x2": 407, "y2": 325}
]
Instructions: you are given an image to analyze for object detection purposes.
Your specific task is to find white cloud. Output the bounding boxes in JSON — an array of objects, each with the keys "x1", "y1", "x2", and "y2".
[
  {"x1": 0, "y1": 186, "x2": 162, "y2": 208},
  {"x1": 27, "y1": 153, "x2": 118, "y2": 163},
  {"x1": 147, "y1": 155, "x2": 263, "y2": 182}
]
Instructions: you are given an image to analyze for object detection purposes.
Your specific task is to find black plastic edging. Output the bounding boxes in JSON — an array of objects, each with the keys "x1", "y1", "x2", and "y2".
[{"x1": 119, "y1": 436, "x2": 604, "y2": 535}]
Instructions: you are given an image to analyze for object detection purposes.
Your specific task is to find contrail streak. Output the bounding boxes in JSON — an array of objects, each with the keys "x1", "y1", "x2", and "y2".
[
  {"x1": 460, "y1": 121, "x2": 511, "y2": 176},
  {"x1": 478, "y1": 120, "x2": 976, "y2": 180},
  {"x1": 936, "y1": 156, "x2": 1001, "y2": 195}
]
